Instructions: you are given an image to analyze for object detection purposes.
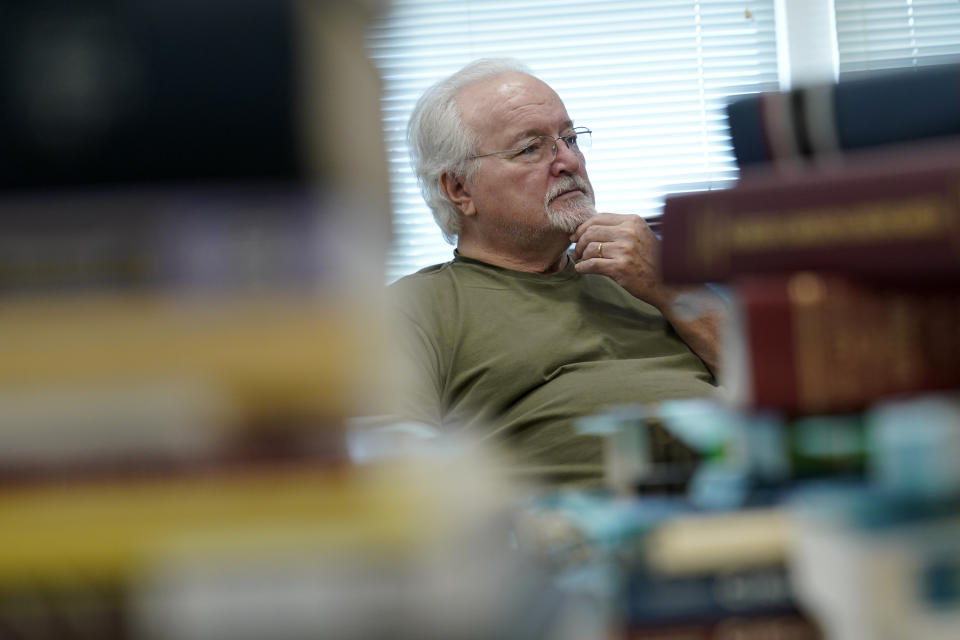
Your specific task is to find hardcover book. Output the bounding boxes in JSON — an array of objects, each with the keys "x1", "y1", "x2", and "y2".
[
  {"x1": 722, "y1": 273, "x2": 960, "y2": 413},
  {"x1": 726, "y1": 62, "x2": 960, "y2": 171},
  {"x1": 624, "y1": 613, "x2": 821, "y2": 640},
  {"x1": 660, "y1": 139, "x2": 960, "y2": 285},
  {"x1": 623, "y1": 565, "x2": 802, "y2": 627}
]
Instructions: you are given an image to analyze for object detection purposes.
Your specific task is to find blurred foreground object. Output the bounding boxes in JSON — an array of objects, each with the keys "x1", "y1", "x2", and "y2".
[
  {"x1": 0, "y1": 0, "x2": 395, "y2": 438},
  {"x1": 721, "y1": 273, "x2": 960, "y2": 413},
  {"x1": 0, "y1": 0, "x2": 390, "y2": 203},
  {"x1": 0, "y1": 439, "x2": 586, "y2": 640},
  {"x1": 661, "y1": 137, "x2": 960, "y2": 287},
  {"x1": 0, "y1": 1, "x2": 500, "y2": 637},
  {"x1": 636, "y1": 63, "x2": 960, "y2": 640},
  {"x1": 725, "y1": 63, "x2": 960, "y2": 173}
]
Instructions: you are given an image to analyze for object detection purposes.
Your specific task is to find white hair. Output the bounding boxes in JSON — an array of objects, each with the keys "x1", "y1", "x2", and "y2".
[{"x1": 406, "y1": 58, "x2": 533, "y2": 244}]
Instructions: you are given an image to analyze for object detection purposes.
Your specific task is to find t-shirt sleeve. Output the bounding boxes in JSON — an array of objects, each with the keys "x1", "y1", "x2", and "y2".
[{"x1": 387, "y1": 301, "x2": 445, "y2": 428}]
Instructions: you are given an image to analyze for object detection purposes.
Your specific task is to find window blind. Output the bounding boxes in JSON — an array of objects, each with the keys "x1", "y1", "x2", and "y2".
[
  {"x1": 367, "y1": 0, "x2": 779, "y2": 281},
  {"x1": 835, "y1": 0, "x2": 960, "y2": 75}
]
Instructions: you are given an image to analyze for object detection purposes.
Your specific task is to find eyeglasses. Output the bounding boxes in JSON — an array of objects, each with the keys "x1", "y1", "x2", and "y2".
[{"x1": 470, "y1": 127, "x2": 592, "y2": 164}]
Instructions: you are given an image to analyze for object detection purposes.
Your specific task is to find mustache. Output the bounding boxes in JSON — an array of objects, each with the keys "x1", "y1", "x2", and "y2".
[{"x1": 546, "y1": 175, "x2": 593, "y2": 205}]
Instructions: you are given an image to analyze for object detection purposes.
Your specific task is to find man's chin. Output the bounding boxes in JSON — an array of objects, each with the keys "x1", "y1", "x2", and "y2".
[{"x1": 548, "y1": 199, "x2": 596, "y2": 233}]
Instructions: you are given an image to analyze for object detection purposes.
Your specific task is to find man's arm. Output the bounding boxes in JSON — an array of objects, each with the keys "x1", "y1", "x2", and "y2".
[
  {"x1": 384, "y1": 288, "x2": 447, "y2": 428},
  {"x1": 571, "y1": 213, "x2": 723, "y2": 376}
]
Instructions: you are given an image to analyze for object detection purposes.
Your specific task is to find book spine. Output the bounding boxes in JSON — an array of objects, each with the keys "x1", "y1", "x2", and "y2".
[
  {"x1": 726, "y1": 63, "x2": 960, "y2": 170},
  {"x1": 0, "y1": 186, "x2": 333, "y2": 294},
  {"x1": 0, "y1": 464, "x2": 413, "y2": 584},
  {"x1": 623, "y1": 612, "x2": 821, "y2": 640},
  {"x1": 622, "y1": 565, "x2": 801, "y2": 626},
  {"x1": 725, "y1": 274, "x2": 960, "y2": 412},
  {"x1": 0, "y1": 293, "x2": 385, "y2": 421},
  {"x1": 660, "y1": 159, "x2": 960, "y2": 285}
]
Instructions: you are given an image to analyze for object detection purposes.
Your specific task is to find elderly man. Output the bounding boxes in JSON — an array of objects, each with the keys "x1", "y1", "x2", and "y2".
[{"x1": 390, "y1": 58, "x2": 720, "y2": 482}]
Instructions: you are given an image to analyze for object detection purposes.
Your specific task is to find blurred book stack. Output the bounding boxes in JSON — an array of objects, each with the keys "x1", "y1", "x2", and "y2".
[
  {"x1": 0, "y1": 2, "x2": 577, "y2": 639},
  {"x1": 723, "y1": 63, "x2": 960, "y2": 175},
  {"x1": 650, "y1": 63, "x2": 960, "y2": 640},
  {"x1": 620, "y1": 506, "x2": 819, "y2": 640},
  {"x1": 572, "y1": 401, "x2": 828, "y2": 639},
  {"x1": 549, "y1": 62, "x2": 960, "y2": 640}
]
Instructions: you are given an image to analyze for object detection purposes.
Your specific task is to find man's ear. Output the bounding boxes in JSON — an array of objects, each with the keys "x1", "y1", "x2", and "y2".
[{"x1": 440, "y1": 171, "x2": 476, "y2": 217}]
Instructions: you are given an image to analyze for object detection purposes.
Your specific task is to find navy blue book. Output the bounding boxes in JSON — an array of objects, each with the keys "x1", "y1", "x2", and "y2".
[
  {"x1": 622, "y1": 565, "x2": 804, "y2": 627},
  {"x1": 726, "y1": 63, "x2": 960, "y2": 171},
  {"x1": 0, "y1": 0, "x2": 304, "y2": 189}
]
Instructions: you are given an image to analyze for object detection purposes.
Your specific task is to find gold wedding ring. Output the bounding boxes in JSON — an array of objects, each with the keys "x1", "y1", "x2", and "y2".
[{"x1": 597, "y1": 242, "x2": 604, "y2": 259}]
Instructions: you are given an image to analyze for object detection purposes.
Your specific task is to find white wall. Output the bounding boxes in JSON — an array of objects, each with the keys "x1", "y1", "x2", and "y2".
[{"x1": 776, "y1": 0, "x2": 839, "y2": 88}]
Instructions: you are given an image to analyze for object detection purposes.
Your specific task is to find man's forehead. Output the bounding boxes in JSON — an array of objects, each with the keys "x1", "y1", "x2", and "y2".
[{"x1": 458, "y1": 72, "x2": 571, "y2": 137}]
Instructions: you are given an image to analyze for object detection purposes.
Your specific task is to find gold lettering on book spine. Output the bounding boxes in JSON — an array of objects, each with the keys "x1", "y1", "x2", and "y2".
[
  {"x1": 728, "y1": 195, "x2": 948, "y2": 252},
  {"x1": 791, "y1": 275, "x2": 929, "y2": 410},
  {"x1": 789, "y1": 273, "x2": 830, "y2": 409},
  {"x1": 691, "y1": 205, "x2": 731, "y2": 273},
  {"x1": 887, "y1": 297, "x2": 922, "y2": 387}
]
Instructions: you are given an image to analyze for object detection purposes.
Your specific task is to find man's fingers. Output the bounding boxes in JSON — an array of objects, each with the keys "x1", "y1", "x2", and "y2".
[
  {"x1": 571, "y1": 212, "x2": 632, "y2": 241},
  {"x1": 574, "y1": 256, "x2": 607, "y2": 275},
  {"x1": 595, "y1": 240, "x2": 615, "y2": 260},
  {"x1": 575, "y1": 236, "x2": 605, "y2": 260},
  {"x1": 573, "y1": 225, "x2": 617, "y2": 258}
]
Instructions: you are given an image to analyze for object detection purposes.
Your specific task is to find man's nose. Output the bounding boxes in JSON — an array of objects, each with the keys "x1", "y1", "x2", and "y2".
[{"x1": 550, "y1": 138, "x2": 581, "y2": 175}]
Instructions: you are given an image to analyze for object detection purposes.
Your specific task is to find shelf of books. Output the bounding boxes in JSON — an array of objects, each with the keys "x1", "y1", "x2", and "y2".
[
  {"x1": 603, "y1": 61, "x2": 960, "y2": 640},
  {"x1": 544, "y1": 62, "x2": 960, "y2": 640}
]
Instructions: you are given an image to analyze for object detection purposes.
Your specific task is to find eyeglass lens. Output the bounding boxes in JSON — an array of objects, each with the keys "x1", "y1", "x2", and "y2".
[{"x1": 518, "y1": 130, "x2": 590, "y2": 163}]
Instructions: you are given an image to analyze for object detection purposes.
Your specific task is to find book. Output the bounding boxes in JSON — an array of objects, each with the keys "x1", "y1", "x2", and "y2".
[
  {"x1": 0, "y1": 0, "x2": 399, "y2": 458},
  {"x1": 624, "y1": 613, "x2": 821, "y2": 639},
  {"x1": 0, "y1": 1, "x2": 306, "y2": 188},
  {"x1": 621, "y1": 526, "x2": 821, "y2": 635},
  {"x1": 0, "y1": 376, "x2": 353, "y2": 483},
  {"x1": 0, "y1": 0, "x2": 307, "y2": 188},
  {"x1": 725, "y1": 63, "x2": 960, "y2": 171},
  {"x1": 0, "y1": 186, "x2": 338, "y2": 295},
  {"x1": 0, "y1": 0, "x2": 393, "y2": 294},
  {"x1": 0, "y1": 453, "x2": 513, "y2": 585},
  {"x1": 622, "y1": 565, "x2": 803, "y2": 627},
  {"x1": 641, "y1": 508, "x2": 790, "y2": 576},
  {"x1": 0, "y1": 292, "x2": 389, "y2": 422},
  {"x1": 722, "y1": 273, "x2": 960, "y2": 413},
  {"x1": 659, "y1": 139, "x2": 960, "y2": 285},
  {"x1": 791, "y1": 487, "x2": 960, "y2": 640},
  {"x1": 0, "y1": 0, "x2": 391, "y2": 212},
  {"x1": 0, "y1": 580, "x2": 125, "y2": 639}
]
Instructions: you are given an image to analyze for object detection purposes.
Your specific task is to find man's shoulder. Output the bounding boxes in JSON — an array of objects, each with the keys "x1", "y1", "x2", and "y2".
[
  {"x1": 387, "y1": 261, "x2": 464, "y2": 312},
  {"x1": 389, "y1": 261, "x2": 459, "y2": 292},
  {"x1": 389, "y1": 257, "x2": 511, "y2": 290},
  {"x1": 393, "y1": 261, "x2": 455, "y2": 280}
]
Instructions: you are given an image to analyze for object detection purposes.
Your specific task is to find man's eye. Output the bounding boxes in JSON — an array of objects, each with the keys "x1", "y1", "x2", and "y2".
[
  {"x1": 564, "y1": 134, "x2": 579, "y2": 147},
  {"x1": 519, "y1": 140, "x2": 544, "y2": 155}
]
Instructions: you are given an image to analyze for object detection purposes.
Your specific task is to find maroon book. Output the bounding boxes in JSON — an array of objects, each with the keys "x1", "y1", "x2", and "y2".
[
  {"x1": 660, "y1": 138, "x2": 960, "y2": 286},
  {"x1": 623, "y1": 613, "x2": 821, "y2": 640},
  {"x1": 723, "y1": 273, "x2": 960, "y2": 413}
]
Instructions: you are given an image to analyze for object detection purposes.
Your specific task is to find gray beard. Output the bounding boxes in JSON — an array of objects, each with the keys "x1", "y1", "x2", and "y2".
[
  {"x1": 547, "y1": 195, "x2": 596, "y2": 233},
  {"x1": 545, "y1": 175, "x2": 596, "y2": 233}
]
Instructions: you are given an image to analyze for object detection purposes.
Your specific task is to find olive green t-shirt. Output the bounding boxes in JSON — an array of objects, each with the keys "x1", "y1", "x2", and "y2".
[{"x1": 389, "y1": 253, "x2": 717, "y2": 481}]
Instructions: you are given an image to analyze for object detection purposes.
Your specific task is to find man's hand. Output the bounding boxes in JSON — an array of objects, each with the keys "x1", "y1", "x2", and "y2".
[
  {"x1": 571, "y1": 213, "x2": 722, "y2": 376},
  {"x1": 572, "y1": 213, "x2": 669, "y2": 309}
]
